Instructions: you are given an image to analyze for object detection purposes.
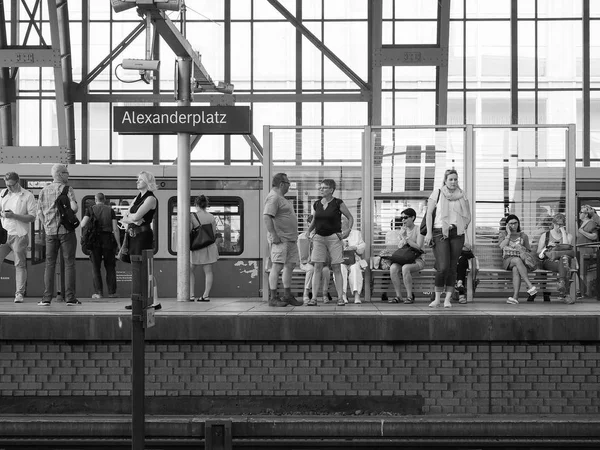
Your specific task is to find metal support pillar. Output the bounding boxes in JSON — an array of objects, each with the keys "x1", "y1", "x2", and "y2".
[
  {"x1": 176, "y1": 57, "x2": 191, "y2": 301},
  {"x1": 131, "y1": 249, "x2": 153, "y2": 450},
  {"x1": 47, "y1": 0, "x2": 75, "y2": 162},
  {"x1": 0, "y1": 0, "x2": 13, "y2": 146}
]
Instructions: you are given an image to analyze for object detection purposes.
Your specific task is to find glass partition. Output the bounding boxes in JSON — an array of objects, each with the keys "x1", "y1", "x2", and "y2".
[{"x1": 472, "y1": 126, "x2": 574, "y2": 270}]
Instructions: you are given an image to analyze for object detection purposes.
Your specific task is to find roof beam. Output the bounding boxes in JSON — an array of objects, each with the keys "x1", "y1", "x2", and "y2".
[{"x1": 267, "y1": 0, "x2": 369, "y2": 92}]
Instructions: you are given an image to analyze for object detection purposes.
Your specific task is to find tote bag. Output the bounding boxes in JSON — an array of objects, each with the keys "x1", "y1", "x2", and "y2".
[
  {"x1": 190, "y1": 212, "x2": 216, "y2": 251},
  {"x1": 420, "y1": 189, "x2": 441, "y2": 236}
]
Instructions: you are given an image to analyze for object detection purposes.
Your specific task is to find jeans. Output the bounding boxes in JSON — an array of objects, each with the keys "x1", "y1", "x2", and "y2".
[
  {"x1": 0, "y1": 234, "x2": 29, "y2": 296},
  {"x1": 43, "y1": 232, "x2": 77, "y2": 302},
  {"x1": 432, "y1": 227, "x2": 465, "y2": 292},
  {"x1": 90, "y1": 233, "x2": 117, "y2": 295}
]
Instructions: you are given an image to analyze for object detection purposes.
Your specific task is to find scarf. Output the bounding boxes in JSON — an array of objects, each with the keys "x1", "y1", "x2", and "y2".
[{"x1": 437, "y1": 185, "x2": 471, "y2": 238}]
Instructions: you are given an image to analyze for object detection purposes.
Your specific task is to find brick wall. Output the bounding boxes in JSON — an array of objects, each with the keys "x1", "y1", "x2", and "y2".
[{"x1": 0, "y1": 342, "x2": 598, "y2": 414}]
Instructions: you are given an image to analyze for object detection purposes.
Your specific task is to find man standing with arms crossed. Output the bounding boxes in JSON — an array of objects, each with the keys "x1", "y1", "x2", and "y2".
[
  {"x1": 0, "y1": 172, "x2": 37, "y2": 303},
  {"x1": 263, "y1": 173, "x2": 303, "y2": 307}
]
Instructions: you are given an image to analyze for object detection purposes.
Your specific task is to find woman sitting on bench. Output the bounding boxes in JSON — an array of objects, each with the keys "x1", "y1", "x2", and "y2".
[
  {"x1": 536, "y1": 213, "x2": 575, "y2": 304},
  {"x1": 499, "y1": 214, "x2": 538, "y2": 305}
]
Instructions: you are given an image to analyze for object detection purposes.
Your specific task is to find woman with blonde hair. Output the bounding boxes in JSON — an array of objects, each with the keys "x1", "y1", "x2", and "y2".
[
  {"x1": 190, "y1": 194, "x2": 219, "y2": 301},
  {"x1": 424, "y1": 169, "x2": 471, "y2": 308},
  {"x1": 121, "y1": 171, "x2": 161, "y2": 310}
]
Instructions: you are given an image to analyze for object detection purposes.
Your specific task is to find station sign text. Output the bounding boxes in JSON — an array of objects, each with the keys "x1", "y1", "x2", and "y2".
[{"x1": 113, "y1": 106, "x2": 252, "y2": 134}]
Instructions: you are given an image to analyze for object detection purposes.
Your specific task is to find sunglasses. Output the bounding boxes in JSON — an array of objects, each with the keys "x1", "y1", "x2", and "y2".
[{"x1": 400, "y1": 216, "x2": 410, "y2": 220}]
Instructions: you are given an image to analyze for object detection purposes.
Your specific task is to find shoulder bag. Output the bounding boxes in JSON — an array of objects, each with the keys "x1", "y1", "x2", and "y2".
[
  {"x1": 545, "y1": 243, "x2": 575, "y2": 261},
  {"x1": 0, "y1": 189, "x2": 8, "y2": 244},
  {"x1": 382, "y1": 244, "x2": 424, "y2": 266},
  {"x1": 420, "y1": 189, "x2": 441, "y2": 236},
  {"x1": 190, "y1": 212, "x2": 216, "y2": 251}
]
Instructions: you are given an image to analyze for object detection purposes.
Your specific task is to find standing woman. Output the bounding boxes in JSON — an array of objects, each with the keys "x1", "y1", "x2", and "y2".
[
  {"x1": 121, "y1": 171, "x2": 161, "y2": 310},
  {"x1": 499, "y1": 214, "x2": 538, "y2": 304},
  {"x1": 190, "y1": 195, "x2": 219, "y2": 301},
  {"x1": 577, "y1": 205, "x2": 599, "y2": 297},
  {"x1": 424, "y1": 169, "x2": 471, "y2": 308},
  {"x1": 306, "y1": 179, "x2": 354, "y2": 307}
]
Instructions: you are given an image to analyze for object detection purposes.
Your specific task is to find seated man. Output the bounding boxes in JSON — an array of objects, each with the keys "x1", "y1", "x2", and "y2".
[{"x1": 340, "y1": 215, "x2": 366, "y2": 304}]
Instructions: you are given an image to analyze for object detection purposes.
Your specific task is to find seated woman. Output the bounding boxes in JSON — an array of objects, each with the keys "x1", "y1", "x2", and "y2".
[
  {"x1": 388, "y1": 208, "x2": 425, "y2": 304},
  {"x1": 499, "y1": 214, "x2": 538, "y2": 305},
  {"x1": 536, "y1": 213, "x2": 575, "y2": 304},
  {"x1": 340, "y1": 216, "x2": 366, "y2": 304}
]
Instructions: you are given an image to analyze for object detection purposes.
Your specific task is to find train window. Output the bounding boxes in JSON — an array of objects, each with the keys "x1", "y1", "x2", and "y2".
[
  {"x1": 168, "y1": 196, "x2": 243, "y2": 256},
  {"x1": 81, "y1": 195, "x2": 159, "y2": 253}
]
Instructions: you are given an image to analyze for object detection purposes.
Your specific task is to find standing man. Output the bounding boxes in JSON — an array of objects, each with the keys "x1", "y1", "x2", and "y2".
[
  {"x1": 37, "y1": 164, "x2": 79, "y2": 306},
  {"x1": 263, "y1": 173, "x2": 303, "y2": 307},
  {"x1": 0, "y1": 172, "x2": 37, "y2": 303},
  {"x1": 80, "y1": 192, "x2": 121, "y2": 299}
]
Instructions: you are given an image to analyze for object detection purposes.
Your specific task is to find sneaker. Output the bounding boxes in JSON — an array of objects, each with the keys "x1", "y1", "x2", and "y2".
[
  {"x1": 108, "y1": 293, "x2": 119, "y2": 298},
  {"x1": 323, "y1": 295, "x2": 331, "y2": 304},
  {"x1": 268, "y1": 294, "x2": 288, "y2": 307},
  {"x1": 302, "y1": 296, "x2": 310, "y2": 305},
  {"x1": 527, "y1": 286, "x2": 538, "y2": 296},
  {"x1": 557, "y1": 281, "x2": 567, "y2": 296},
  {"x1": 429, "y1": 299, "x2": 440, "y2": 308},
  {"x1": 507, "y1": 297, "x2": 519, "y2": 305},
  {"x1": 458, "y1": 294, "x2": 467, "y2": 304},
  {"x1": 151, "y1": 302, "x2": 162, "y2": 310},
  {"x1": 14, "y1": 293, "x2": 24, "y2": 303},
  {"x1": 342, "y1": 295, "x2": 348, "y2": 304},
  {"x1": 527, "y1": 293, "x2": 536, "y2": 302},
  {"x1": 283, "y1": 294, "x2": 303, "y2": 307},
  {"x1": 563, "y1": 295, "x2": 575, "y2": 305},
  {"x1": 456, "y1": 282, "x2": 466, "y2": 295},
  {"x1": 354, "y1": 298, "x2": 362, "y2": 304},
  {"x1": 337, "y1": 298, "x2": 345, "y2": 306},
  {"x1": 66, "y1": 299, "x2": 82, "y2": 306},
  {"x1": 38, "y1": 300, "x2": 51, "y2": 306},
  {"x1": 306, "y1": 298, "x2": 318, "y2": 306},
  {"x1": 576, "y1": 291, "x2": 584, "y2": 299},
  {"x1": 443, "y1": 300, "x2": 452, "y2": 308},
  {"x1": 91, "y1": 293, "x2": 102, "y2": 299}
]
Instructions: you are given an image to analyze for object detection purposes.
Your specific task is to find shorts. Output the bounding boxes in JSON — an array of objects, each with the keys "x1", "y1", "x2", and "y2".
[
  {"x1": 270, "y1": 240, "x2": 299, "y2": 265},
  {"x1": 311, "y1": 234, "x2": 343, "y2": 265}
]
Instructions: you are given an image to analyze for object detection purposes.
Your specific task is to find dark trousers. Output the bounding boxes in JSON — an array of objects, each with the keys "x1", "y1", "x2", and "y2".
[
  {"x1": 432, "y1": 227, "x2": 465, "y2": 291},
  {"x1": 90, "y1": 233, "x2": 117, "y2": 295},
  {"x1": 43, "y1": 231, "x2": 77, "y2": 302}
]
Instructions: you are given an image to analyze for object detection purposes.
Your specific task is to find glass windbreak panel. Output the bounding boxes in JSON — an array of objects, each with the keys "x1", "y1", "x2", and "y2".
[
  {"x1": 473, "y1": 127, "x2": 568, "y2": 269},
  {"x1": 81, "y1": 195, "x2": 158, "y2": 253},
  {"x1": 169, "y1": 197, "x2": 243, "y2": 255},
  {"x1": 371, "y1": 127, "x2": 466, "y2": 258}
]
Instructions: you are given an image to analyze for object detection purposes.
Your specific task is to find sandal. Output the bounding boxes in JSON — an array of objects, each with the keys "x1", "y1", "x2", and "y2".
[
  {"x1": 389, "y1": 296, "x2": 401, "y2": 303},
  {"x1": 198, "y1": 296, "x2": 210, "y2": 302},
  {"x1": 403, "y1": 294, "x2": 415, "y2": 304}
]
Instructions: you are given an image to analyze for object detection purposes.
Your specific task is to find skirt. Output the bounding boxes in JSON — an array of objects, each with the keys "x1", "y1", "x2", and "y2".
[{"x1": 191, "y1": 242, "x2": 219, "y2": 265}]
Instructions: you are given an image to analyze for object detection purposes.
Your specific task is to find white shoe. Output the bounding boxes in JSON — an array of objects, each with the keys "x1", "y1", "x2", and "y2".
[
  {"x1": 443, "y1": 300, "x2": 452, "y2": 308},
  {"x1": 14, "y1": 293, "x2": 24, "y2": 303},
  {"x1": 354, "y1": 298, "x2": 362, "y2": 304},
  {"x1": 91, "y1": 293, "x2": 102, "y2": 299},
  {"x1": 507, "y1": 297, "x2": 519, "y2": 305},
  {"x1": 429, "y1": 299, "x2": 440, "y2": 308}
]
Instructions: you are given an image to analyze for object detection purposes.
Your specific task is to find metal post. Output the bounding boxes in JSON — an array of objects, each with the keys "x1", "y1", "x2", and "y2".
[
  {"x1": 176, "y1": 57, "x2": 192, "y2": 301},
  {"x1": 131, "y1": 249, "x2": 152, "y2": 450}
]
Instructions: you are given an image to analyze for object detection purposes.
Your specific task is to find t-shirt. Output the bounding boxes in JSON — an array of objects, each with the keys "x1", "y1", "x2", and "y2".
[
  {"x1": 263, "y1": 190, "x2": 298, "y2": 242},
  {"x1": 313, "y1": 198, "x2": 344, "y2": 236}
]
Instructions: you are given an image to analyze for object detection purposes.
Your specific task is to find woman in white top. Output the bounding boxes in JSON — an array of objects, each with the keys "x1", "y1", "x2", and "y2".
[
  {"x1": 190, "y1": 195, "x2": 219, "y2": 301},
  {"x1": 424, "y1": 169, "x2": 471, "y2": 308},
  {"x1": 389, "y1": 208, "x2": 425, "y2": 304},
  {"x1": 340, "y1": 215, "x2": 366, "y2": 304}
]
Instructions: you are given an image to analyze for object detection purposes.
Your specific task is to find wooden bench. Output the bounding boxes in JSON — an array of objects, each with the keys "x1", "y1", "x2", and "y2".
[{"x1": 469, "y1": 238, "x2": 575, "y2": 300}]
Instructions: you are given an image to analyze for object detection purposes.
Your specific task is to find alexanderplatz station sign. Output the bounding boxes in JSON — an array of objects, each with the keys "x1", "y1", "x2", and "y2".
[{"x1": 113, "y1": 106, "x2": 252, "y2": 134}]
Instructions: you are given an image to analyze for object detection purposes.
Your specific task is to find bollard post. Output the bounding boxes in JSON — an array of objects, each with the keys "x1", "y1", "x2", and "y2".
[{"x1": 130, "y1": 249, "x2": 154, "y2": 450}]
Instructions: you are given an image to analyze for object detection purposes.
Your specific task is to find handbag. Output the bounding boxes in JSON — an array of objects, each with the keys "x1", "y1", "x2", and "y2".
[
  {"x1": 382, "y1": 244, "x2": 424, "y2": 265},
  {"x1": 342, "y1": 250, "x2": 356, "y2": 265},
  {"x1": 117, "y1": 233, "x2": 130, "y2": 264},
  {"x1": 190, "y1": 212, "x2": 216, "y2": 251},
  {"x1": 545, "y1": 244, "x2": 575, "y2": 261},
  {"x1": 420, "y1": 189, "x2": 441, "y2": 236},
  {"x1": 519, "y1": 250, "x2": 538, "y2": 271}
]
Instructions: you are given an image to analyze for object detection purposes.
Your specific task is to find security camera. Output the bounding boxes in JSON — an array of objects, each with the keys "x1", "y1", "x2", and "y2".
[{"x1": 121, "y1": 59, "x2": 161, "y2": 71}]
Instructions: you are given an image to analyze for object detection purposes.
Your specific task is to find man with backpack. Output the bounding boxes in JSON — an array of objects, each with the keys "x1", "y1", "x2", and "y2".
[
  {"x1": 80, "y1": 192, "x2": 121, "y2": 299},
  {"x1": 0, "y1": 172, "x2": 37, "y2": 303},
  {"x1": 37, "y1": 164, "x2": 80, "y2": 306}
]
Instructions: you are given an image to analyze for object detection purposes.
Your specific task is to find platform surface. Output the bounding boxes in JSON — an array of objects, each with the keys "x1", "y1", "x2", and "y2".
[{"x1": 1, "y1": 296, "x2": 599, "y2": 341}]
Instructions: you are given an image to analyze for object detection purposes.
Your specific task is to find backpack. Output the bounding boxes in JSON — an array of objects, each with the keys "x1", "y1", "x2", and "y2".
[
  {"x1": 55, "y1": 185, "x2": 80, "y2": 232},
  {"x1": 0, "y1": 189, "x2": 8, "y2": 244},
  {"x1": 80, "y1": 206, "x2": 99, "y2": 255}
]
